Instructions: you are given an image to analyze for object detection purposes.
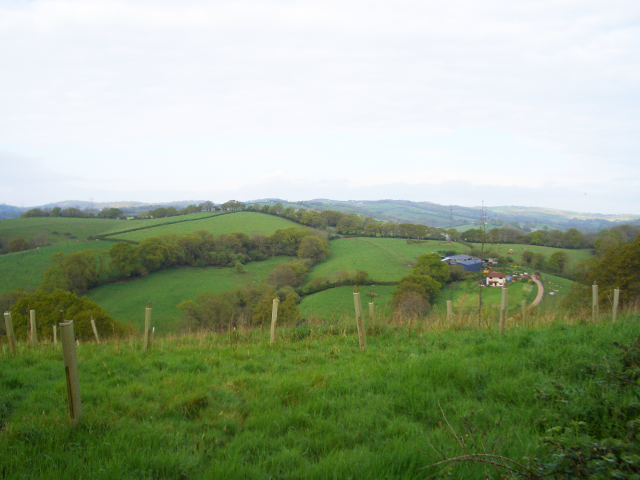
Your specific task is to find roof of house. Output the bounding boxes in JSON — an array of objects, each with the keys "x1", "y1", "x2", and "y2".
[{"x1": 487, "y1": 271, "x2": 506, "y2": 278}]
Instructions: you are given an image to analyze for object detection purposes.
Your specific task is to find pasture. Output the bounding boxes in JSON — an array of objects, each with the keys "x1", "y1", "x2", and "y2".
[
  {"x1": 86, "y1": 257, "x2": 295, "y2": 332},
  {"x1": 305, "y1": 237, "x2": 467, "y2": 285},
  {"x1": 299, "y1": 285, "x2": 396, "y2": 321},
  {"x1": 0, "y1": 240, "x2": 113, "y2": 294},
  {"x1": 104, "y1": 212, "x2": 300, "y2": 243},
  {"x1": 0, "y1": 217, "x2": 123, "y2": 244},
  {"x1": 1, "y1": 316, "x2": 638, "y2": 479}
]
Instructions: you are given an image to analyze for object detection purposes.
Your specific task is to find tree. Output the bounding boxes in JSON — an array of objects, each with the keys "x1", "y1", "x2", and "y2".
[
  {"x1": 109, "y1": 242, "x2": 141, "y2": 278},
  {"x1": 267, "y1": 262, "x2": 308, "y2": 289},
  {"x1": 21, "y1": 208, "x2": 49, "y2": 218},
  {"x1": 297, "y1": 235, "x2": 329, "y2": 264},
  {"x1": 392, "y1": 274, "x2": 442, "y2": 305},
  {"x1": 100, "y1": 207, "x2": 123, "y2": 219},
  {"x1": 8, "y1": 237, "x2": 28, "y2": 253},
  {"x1": 412, "y1": 253, "x2": 450, "y2": 284},
  {"x1": 10, "y1": 289, "x2": 129, "y2": 341},
  {"x1": 521, "y1": 251, "x2": 534, "y2": 266},
  {"x1": 548, "y1": 251, "x2": 569, "y2": 273},
  {"x1": 41, "y1": 251, "x2": 102, "y2": 295}
]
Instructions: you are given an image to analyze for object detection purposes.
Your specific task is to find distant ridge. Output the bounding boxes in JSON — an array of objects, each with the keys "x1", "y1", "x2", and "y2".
[{"x1": 2, "y1": 198, "x2": 639, "y2": 230}]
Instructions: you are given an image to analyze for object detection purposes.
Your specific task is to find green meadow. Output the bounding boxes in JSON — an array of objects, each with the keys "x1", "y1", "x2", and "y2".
[
  {"x1": 484, "y1": 243, "x2": 592, "y2": 267},
  {"x1": 105, "y1": 212, "x2": 300, "y2": 243},
  {"x1": 299, "y1": 285, "x2": 396, "y2": 321},
  {"x1": 1, "y1": 317, "x2": 638, "y2": 479},
  {"x1": 0, "y1": 240, "x2": 113, "y2": 294},
  {"x1": 0, "y1": 217, "x2": 123, "y2": 244},
  {"x1": 86, "y1": 257, "x2": 295, "y2": 332},
  {"x1": 306, "y1": 238, "x2": 466, "y2": 284}
]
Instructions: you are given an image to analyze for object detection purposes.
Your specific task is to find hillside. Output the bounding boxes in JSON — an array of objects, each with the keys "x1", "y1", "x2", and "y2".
[{"x1": 1, "y1": 318, "x2": 639, "y2": 479}]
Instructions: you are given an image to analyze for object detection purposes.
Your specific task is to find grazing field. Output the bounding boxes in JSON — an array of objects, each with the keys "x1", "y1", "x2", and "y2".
[
  {"x1": 0, "y1": 240, "x2": 113, "y2": 294},
  {"x1": 86, "y1": 257, "x2": 295, "y2": 332},
  {"x1": 0, "y1": 217, "x2": 123, "y2": 244},
  {"x1": 306, "y1": 238, "x2": 468, "y2": 285},
  {"x1": 482, "y1": 242, "x2": 593, "y2": 267},
  {"x1": 299, "y1": 285, "x2": 396, "y2": 321},
  {"x1": 435, "y1": 278, "x2": 538, "y2": 312},
  {"x1": 105, "y1": 212, "x2": 300, "y2": 243},
  {"x1": 1, "y1": 317, "x2": 638, "y2": 479}
]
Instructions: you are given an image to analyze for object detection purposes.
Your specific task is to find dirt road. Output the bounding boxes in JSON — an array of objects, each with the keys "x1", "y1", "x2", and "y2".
[{"x1": 530, "y1": 276, "x2": 544, "y2": 307}]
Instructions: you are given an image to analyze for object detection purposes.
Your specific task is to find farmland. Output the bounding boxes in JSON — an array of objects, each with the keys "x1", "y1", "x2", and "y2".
[
  {"x1": 305, "y1": 237, "x2": 466, "y2": 285},
  {"x1": 87, "y1": 257, "x2": 295, "y2": 332},
  {"x1": 0, "y1": 240, "x2": 113, "y2": 293},
  {"x1": 103, "y1": 212, "x2": 300, "y2": 243},
  {"x1": 1, "y1": 317, "x2": 639, "y2": 479}
]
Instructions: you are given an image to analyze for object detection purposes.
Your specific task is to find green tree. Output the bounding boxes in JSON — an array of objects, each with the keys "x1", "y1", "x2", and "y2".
[
  {"x1": 8, "y1": 237, "x2": 28, "y2": 253},
  {"x1": 41, "y1": 251, "x2": 102, "y2": 295},
  {"x1": 10, "y1": 289, "x2": 129, "y2": 341},
  {"x1": 267, "y1": 263, "x2": 308, "y2": 289},
  {"x1": 548, "y1": 251, "x2": 569, "y2": 273},
  {"x1": 109, "y1": 242, "x2": 141, "y2": 278},
  {"x1": 412, "y1": 253, "x2": 450, "y2": 284},
  {"x1": 297, "y1": 235, "x2": 329, "y2": 264},
  {"x1": 392, "y1": 274, "x2": 441, "y2": 306}
]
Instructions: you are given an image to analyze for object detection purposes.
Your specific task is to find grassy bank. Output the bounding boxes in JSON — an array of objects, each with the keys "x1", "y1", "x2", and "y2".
[{"x1": 1, "y1": 315, "x2": 638, "y2": 479}]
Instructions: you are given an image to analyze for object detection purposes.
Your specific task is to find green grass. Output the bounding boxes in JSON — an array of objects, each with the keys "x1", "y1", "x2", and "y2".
[
  {"x1": 1, "y1": 317, "x2": 639, "y2": 479},
  {"x1": 436, "y1": 278, "x2": 538, "y2": 310},
  {"x1": 105, "y1": 212, "x2": 300, "y2": 243},
  {"x1": 299, "y1": 285, "x2": 396, "y2": 321},
  {"x1": 483, "y1": 243, "x2": 592, "y2": 268},
  {"x1": 307, "y1": 238, "x2": 468, "y2": 285},
  {"x1": 0, "y1": 217, "x2": 124, "y2": 244},
  {"x1": 86, "y1": 257, "x2": 295, "y2": 332},
  {"x1": 0, "y1": 241, "x2": 113, "y2": 294}
]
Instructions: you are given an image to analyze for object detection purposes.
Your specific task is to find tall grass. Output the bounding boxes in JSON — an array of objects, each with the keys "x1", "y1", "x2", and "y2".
[{"x1": 1, "y1": 312, "x2": 638, "y2": 479}]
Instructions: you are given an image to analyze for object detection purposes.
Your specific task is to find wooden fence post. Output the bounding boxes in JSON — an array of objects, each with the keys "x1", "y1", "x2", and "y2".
[
  {"x1": 53, "y1": 325, "x2": 57, "y2": 345},
  {"x1": 270, "y1": 298, "x2": 279, "y2": 345},
  {"x1": 4, "y1": 312, "x2": 16, "y2": 355},
  {"x1": 446, "y1": 300, "x2": 452, "y2": 323},
  {"x1": 612, "y1": 288, "x2": 620, "y2": 323},
  {"x1": 592, "y1": 282, "x2": 598, "y2": 323},
  {"x1": 144, "y1": 302, "x2": 152, "y2": 351},
  {"x1": 90, "y1": 316, "x2": 100, "y2": 344},
  {"x1": 60, "y1": 320, "x2": 82, "y2": 426},
  {"x1": 353, "y1": 289, "x2": 365, "y2": 351},
  {"x1": 500, "y1": 286, "x2": 507, "y2": 334},
  {"x1": 368, "y1": 302, "x2": 375, "y2": 329},
  {"x1": 30, "y1": 310, "x2": 37, "y2": 345}
]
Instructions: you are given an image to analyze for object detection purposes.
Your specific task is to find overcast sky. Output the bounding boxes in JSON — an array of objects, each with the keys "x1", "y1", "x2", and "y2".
[{"x1": 1, "y1": 0, "x2": 639, "y2": 214}]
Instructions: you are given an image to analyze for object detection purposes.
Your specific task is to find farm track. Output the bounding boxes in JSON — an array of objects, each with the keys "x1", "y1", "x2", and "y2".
[{"x1": 531, "y1": 276, "x2": 544, "y2": 307}]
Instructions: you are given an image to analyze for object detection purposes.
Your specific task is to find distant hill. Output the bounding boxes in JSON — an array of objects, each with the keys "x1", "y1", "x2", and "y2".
[
  {"x1": 250, "y1": 198, "x2": 640, "y2": 231},
  {"x1": 3, "y1": 198, "x2": 639, "y2": 230}
]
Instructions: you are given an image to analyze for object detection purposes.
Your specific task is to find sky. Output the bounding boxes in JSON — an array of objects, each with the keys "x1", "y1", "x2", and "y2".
[{"x1": 1, "y1": 0, "x2": 639, "y2": 214}]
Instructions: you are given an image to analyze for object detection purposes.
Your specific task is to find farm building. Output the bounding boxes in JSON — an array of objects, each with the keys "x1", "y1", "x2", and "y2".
[
  {"x1": 487, "y1": 271, "x2": 506, "y2": 287},
  {"x1": 442, "y1": 254, "x2": 483, "y2": 272}
]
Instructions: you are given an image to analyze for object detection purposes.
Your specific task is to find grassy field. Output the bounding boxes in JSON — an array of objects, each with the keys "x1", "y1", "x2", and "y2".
[
  {"x1": 0, "y1": 240, "x2": 114, "y2": 294},
  {"x1": 306, "y1": 238, "x2": 468, "y2": 285},
  {"x1": 0, "y1": 217, "x2": 123, "y2": 244},
  {"x1": 1, "y1": 316, "x2": 638, "y2": 479},
  {"x1": 299, "y1": 285, "x2": 396, "y2": 321},
  {"x1": 86, "y1": 257, "x2": 295, "y2": 332},
  {"x1": 105, "y1": 212, "x2": 300, "y2": 243},
  {"x1": 482, "y1": 243, "x2": 592, "y2": 267}
]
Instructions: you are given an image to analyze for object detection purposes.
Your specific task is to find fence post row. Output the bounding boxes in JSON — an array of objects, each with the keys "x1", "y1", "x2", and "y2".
[
  {"x1": 30, "y1": 310, "x2": 37, "y2": 345},
  {"x1": 499, "y1": 286, "x2": 507, "y2": 334},
  {"x1": 60, "y1": 320, "x2": 82, "y2": 427},
  {"x1": 91, "y1": 316, "x2": 100, "y2": 344},
  {"x1": 4, "y1": 312, "x2": 16, "y2": 355},
  {"x1": 592, "y1": 282, "x2": 598, "y2": 323},
  {"x1": 353, "y1": 290, "x2": 365, "y2": 351},
  {"x1": 612, "y1": 288, "x2": 620, "y2": 323},
  {"x1": 144, "y1": 302, "x2": 152, "y2": 351},
  {"x1": 270, "y1": 298, "x2": 279, "y2": 345}
]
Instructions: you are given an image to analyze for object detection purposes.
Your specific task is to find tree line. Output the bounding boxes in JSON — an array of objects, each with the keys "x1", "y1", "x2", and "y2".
[{"x1": 40, "y1": 227, "x2": 329, "y2": 295}]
